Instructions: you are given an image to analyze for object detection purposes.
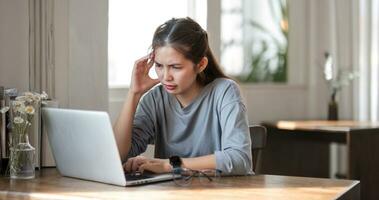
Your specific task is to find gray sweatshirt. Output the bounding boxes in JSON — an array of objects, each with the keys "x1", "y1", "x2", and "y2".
[{"x1": 127, "y1": 78, "x2": 253, "y2": 175}]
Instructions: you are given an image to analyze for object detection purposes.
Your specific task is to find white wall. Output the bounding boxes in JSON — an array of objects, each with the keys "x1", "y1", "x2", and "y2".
[{"x1": 241, "y1": 85, "x2": 308, "y2": 123}]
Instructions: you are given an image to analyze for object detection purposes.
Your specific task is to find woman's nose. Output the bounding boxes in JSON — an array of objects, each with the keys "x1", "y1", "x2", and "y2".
[{"x1": 163, "y1": 67, "x2": 173, "y2": 81}]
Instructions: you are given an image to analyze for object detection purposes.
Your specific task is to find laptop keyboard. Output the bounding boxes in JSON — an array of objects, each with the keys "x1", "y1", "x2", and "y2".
[{"x1": 124, "y1": 172, "x2": 154, "y2": 181}]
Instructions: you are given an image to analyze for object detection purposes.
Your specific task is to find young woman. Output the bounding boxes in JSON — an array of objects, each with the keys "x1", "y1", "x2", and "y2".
[{"x1": 113, "y1": 17, "x2": 252, "y2": 175}]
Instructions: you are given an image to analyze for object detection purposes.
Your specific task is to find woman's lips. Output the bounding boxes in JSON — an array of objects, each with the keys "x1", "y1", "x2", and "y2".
[{"x1": 164, "y1": 84, "x2": 176, "y2": 91}]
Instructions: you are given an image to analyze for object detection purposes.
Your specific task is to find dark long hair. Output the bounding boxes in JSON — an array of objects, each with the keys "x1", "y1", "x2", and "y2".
[{"x1": 151, "y1": 17, "x2": 228, "y2": 85}]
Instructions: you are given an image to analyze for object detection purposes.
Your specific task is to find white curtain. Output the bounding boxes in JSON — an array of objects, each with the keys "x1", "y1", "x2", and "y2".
[
  {"x1": 327, "y1": 0, "x2": 379, "y2": 179},
  {"x1": 28, "y1": 0, "x2": 55, "y2": 169},
  {"x1": 329, "y1": 0, "x2": 379, "y2": 121},
  {"x1": 358, "y1": 0, "x2": 379, "y2": 121},
  {"x1": 28, "y1": 0, "x2": 55, "y2": 97},
  {"x1": 27, "y1": 0, "x2": 109, "y2": 167}
]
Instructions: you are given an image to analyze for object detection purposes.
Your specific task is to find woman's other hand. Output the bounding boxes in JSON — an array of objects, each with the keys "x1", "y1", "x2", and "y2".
[
  {"x1": 123, "y1": 155, "x2": 172, "y2": 174},
  {"x1": 129, "y1": 54, "x2": 160, "y2": 96}
]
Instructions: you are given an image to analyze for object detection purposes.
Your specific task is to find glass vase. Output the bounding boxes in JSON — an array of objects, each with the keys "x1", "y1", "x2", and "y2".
[{"x1": 9, "y1": 133, "x2": 35, "y2": 179}]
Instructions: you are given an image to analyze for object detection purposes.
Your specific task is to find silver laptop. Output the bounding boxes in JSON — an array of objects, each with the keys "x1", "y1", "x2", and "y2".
[{"x1": 42, "y1": 108, "x2": 174, "y2": 186}]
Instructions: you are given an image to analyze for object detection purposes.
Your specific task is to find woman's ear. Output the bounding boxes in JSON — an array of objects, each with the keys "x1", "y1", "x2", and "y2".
[{"x1": 197, "y1": 57, "x2": 208, "y2": 73}]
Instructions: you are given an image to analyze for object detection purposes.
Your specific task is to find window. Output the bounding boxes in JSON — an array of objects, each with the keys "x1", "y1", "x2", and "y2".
[
  {"x1": 221, "y1": 0, "x2": 288, "y2": 83},
  {"x1": 108, "y1": 0, "x2": 206, "y2": 88}
]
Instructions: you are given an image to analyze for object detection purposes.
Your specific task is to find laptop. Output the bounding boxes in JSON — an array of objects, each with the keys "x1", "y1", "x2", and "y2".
[{"x1": 42, "y1": 108, "x2": 174, "y2": 186}]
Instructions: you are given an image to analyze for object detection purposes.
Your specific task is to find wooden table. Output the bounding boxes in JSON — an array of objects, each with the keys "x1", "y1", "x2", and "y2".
[
  {"x1": 260, "y1": 120, "x2": 379, "y2": 200},
  {"x1": 0, "y1": 168, "x2": 359, "y2": 200}
]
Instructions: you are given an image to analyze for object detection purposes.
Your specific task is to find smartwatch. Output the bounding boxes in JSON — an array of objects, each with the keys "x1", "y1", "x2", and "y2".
[{"x1": 169, "y1": 156, "x2": 183, "y2": 170}]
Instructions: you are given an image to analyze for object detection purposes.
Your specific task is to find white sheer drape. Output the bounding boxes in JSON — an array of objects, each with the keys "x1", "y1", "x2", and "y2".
[
  {"x1": 326, "y1": 0, "x2": 379, "y2": 178},
  {"x1": 358, "y1": 0, "x2": 379, "y2": 121},
  {"x1": 28, "y1": 0, "x2": 55, "y2": 169},
  {"x1": 28, "y1": 0, "x2": 55, "y2": 97}
]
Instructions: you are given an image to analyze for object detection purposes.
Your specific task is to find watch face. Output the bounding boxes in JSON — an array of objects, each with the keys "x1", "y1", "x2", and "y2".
[{"x1": 169, "y1": 156, "x2": 182, "y2": 167}]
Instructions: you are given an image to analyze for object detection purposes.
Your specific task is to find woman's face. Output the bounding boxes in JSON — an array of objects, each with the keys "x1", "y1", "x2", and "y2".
[{"x1": 154, "y1": 46, "x2": 200, "y2": 98}]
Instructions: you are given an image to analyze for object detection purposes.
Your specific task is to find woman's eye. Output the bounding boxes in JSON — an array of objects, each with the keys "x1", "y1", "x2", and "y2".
[
  {"x1": 155, "y1": 64, "x2": 162, "y2": 68},
  {"x1": 172, "y1": 65, "x2": 181, "y2": 70}
]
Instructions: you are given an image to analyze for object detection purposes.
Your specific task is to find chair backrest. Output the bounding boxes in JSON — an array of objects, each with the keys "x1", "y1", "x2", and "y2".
[{"x1": 249, "y1": 125, "x2": 267, "y2": 172}]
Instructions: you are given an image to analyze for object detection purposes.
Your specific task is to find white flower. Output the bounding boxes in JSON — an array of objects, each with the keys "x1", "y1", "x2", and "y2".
[
  {"x1": 323, "y1": 52, "x2": 359, "y2": 94},
  {"x1": 12, "y1": 101, "x2": 26, "y2": 114},
  {"x1": 41, "y1": 91, "x2": 48, "y2": 100},
  {"x1": 12, "y1": 100, "x2": 24, "y2": 107},
  {"x1": 24, "y1": 92, "x2": 34, "y2": 97},
  {"x1": 25, "y1": 106, "x2": 35, "y2": 115},
  {"x1": 15, "y1": 96, "x2": 27, "y2": 101},
  {"x1": 16, "y1": 95, "x2": 35, "y2": 104},
  {"x1": 32, "y1": 95, "x2": 41, "y2": 102},
  {"x1": 0, "y1": 106, "x2": 9, "y2": 114},
  {"x1": 13, "y1": 117, "x2": 24, "y2": 124},
  {"x1": 323, "y1": 53, "x2": 333, "y2": 81},
  {"x1": 16, "y1": 92, "x2": 48, "y2": 105}
]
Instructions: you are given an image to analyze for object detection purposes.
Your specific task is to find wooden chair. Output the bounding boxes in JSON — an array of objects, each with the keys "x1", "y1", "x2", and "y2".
[{"x1": 249, "y1": 125, "x2": 267, "y2": 172}]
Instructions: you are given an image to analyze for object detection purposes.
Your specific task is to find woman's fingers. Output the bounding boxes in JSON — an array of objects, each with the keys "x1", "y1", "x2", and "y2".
[
  {"x1": 135, "y1": 54, "x2": 149, "y2": 64},
  {"x1": 124, "y1": 157, "x2": 172, "y2": 174},
  {"x1": 132, "y1": 158, "x2": 145, "y2": 171},
  {"x1": 123, "y1": 156, "x2": 149, "y2": 172},
  {"x1": 138, "y1": 163, "x2": 148, "y2": 173},
  {"x1": 135, "y1": 54, "x2": 152, "y2": 68},
  {"x1": 138, "y1": 159, "x2": 172, "y2": 174},
  {"x1": 133, "y1": 53, "x2": 156, "y2": 78},
  {"x1": 139, "y1": 163, "x2": 159, "y2": 174},
  {"x1": 147, "y1": 53, "x2": 155, "y2": 69},
  {"x1": 123, "y1": 159, "x2": 133, "y2": 172}
]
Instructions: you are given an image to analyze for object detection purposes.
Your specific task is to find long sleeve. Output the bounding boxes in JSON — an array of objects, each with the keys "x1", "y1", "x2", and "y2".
[
  {"x1": 125, "y1": 93, "x2": 156, "y2": 161},
  {"x1": 214, "y1": 84, "x2": 253, "y2": 175}
]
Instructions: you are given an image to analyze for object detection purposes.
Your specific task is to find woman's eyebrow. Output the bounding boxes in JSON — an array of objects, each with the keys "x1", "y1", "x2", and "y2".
[
  {"x1": 154, "y1": 61, "x2": 182, "y2": 66},
  {"x1": 168, "y1": 63, "x2": 182, "y2": 66}
]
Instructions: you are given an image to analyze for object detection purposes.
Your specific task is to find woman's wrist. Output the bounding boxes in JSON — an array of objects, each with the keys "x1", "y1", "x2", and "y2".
[
  {"x1": 127, "y1": 89, "x2": 143, "y2": 100},
  {"x1": 161, "y1": 159, "x2": 173, "y2": 173}
]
